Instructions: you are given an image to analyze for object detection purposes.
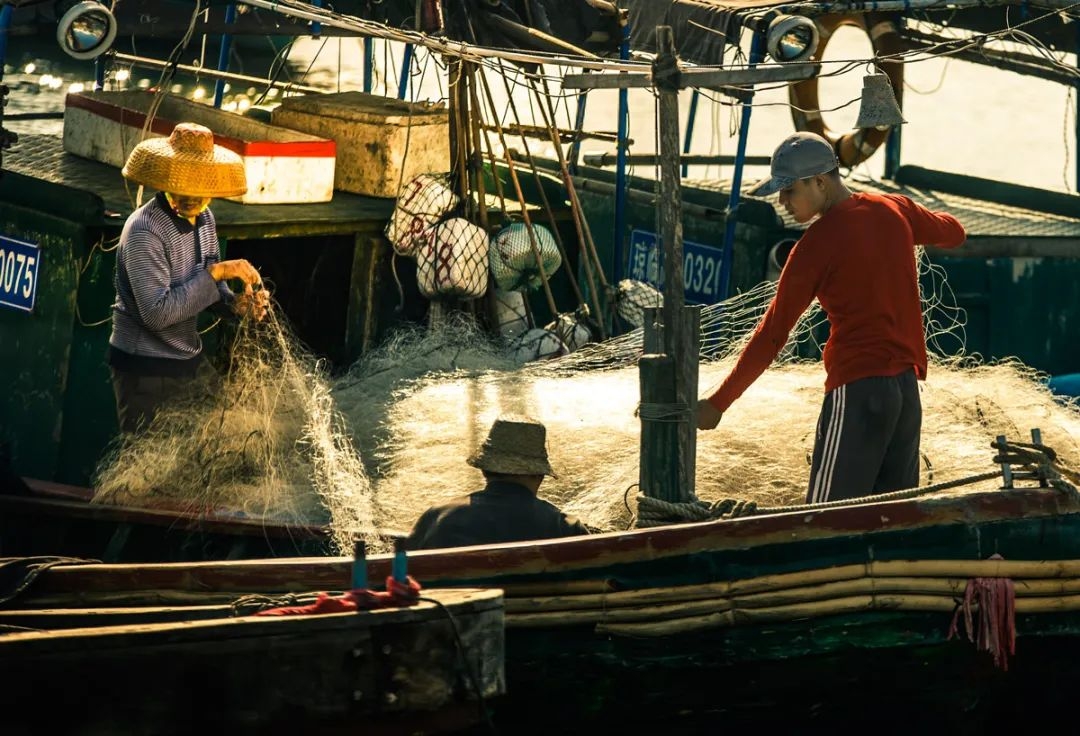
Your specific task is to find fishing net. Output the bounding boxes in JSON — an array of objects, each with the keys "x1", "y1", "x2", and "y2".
[
  {"x1": 490, "y1": 222, "x2": 562, "y2": 292},
  {"x1": 416, "y1": 217, "x2": 490, "y2": 299},
  {"x1": 92, "y1": 311, "x2": 381, "y2": 553},
  {"x1": 91, "y1": 249, "x2": 1080, "y2": 552},
  {"x1": 385, "y1": 173, "x2": 459, "y2": 257},
  {"x1": 613, "y1": 278, "x2": 664, "y2": 329}
]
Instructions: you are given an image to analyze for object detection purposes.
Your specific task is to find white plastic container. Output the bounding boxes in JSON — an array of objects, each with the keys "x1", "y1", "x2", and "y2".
[{"x1": 63, "y1": 91, "x2": 337, "y2": 204}]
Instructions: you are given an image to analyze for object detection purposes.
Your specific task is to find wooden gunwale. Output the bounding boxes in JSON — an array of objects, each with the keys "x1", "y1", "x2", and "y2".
[{"x1": 16, "y1": 487, "x2": 1077, "y2": 598}]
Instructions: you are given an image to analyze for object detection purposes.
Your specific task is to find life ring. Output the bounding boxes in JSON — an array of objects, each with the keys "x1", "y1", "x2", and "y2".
[{"x1": 788, "y1": 13, "x2": 905, "y2": 168}]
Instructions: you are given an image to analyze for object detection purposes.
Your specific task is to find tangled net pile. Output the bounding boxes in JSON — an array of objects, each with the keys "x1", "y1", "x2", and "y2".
[
  {"x1": 93, "y1": 251, "x2": 1080, "y2": 551},
  {"x1": 93, "y1": 312, "x2": 382, "y2": 552}
]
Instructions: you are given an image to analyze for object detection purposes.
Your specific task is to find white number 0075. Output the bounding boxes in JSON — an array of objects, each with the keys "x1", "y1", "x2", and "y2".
[{"x1": 0, "y1": 248, "x2": 38, "y2": 300}]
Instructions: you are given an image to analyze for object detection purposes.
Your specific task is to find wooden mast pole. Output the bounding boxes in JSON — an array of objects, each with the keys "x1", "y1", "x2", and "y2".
[
  {"x1": 649, "y1": 26, "x2": 699, "y2": 503},
  {"x1": 560, "y1": 34, "x2": 817, "y2": 510}
]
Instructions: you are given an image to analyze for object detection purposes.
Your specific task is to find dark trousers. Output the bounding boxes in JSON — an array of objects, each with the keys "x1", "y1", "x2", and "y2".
[
  {"x1": 110, "y1": 361, "x2": 218, "y2": 434},
  {"x1": 806, "y1": 369, "x2": 922, "y2": 504}
]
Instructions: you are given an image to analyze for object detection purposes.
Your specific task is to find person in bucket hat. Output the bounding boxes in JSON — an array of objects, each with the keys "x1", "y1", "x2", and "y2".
[
  {"x1": 107, "y1": 122, "x2": 270, "y2": 434},
  {"x1": 698, "y1": 131, "x2": 968, "y2": 504},
  {"x1": 406, "y1": 416, "x2": 590, "y2": 550}
]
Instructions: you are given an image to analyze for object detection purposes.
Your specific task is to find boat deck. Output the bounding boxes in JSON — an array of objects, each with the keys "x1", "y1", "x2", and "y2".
[
  {"x1": 686, "y1": 166, "x2": 1080, "y2": 253},
  {"x1": 1, "y1": 133, "x2": 395, "y2": 238}
]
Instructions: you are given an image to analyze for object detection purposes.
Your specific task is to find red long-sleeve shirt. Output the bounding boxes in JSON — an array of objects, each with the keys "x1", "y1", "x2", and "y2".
[{"x1": 708, "y1": 192, "x2": 967, "y2": 413}]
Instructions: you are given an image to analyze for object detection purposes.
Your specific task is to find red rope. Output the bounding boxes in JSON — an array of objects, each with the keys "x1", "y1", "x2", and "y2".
[
  {"x1": 254, "y1": 576, "x2": 422, "y2": 617},
  {"x1": 947, "y1": 554, "x2": 1016, "y2": 671}
]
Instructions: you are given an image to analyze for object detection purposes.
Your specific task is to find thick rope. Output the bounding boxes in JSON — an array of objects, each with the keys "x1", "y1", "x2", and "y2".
[
  {"x1": 636, "y1": 402, "x2": 691, "y2": 421},
  {"x1": 0, "y1": 556, "x2": 99, "y2": 606},
  {"x1": 230, "y1": 592, "x2": 312, "y2": 617}
]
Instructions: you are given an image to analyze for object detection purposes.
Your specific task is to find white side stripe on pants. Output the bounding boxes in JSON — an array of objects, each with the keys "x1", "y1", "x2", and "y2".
[{"x1": 811, "y1": 385, "x2": 846, "y2": 503}]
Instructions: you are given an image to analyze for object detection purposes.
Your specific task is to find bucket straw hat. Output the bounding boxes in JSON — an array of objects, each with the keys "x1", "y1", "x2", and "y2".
[
  {"x1": 122, "y1": 122, "x2": 247, "y2": 198},
  {"x1": 467, "y1": 416, "x2": 556, "y2": 477}
]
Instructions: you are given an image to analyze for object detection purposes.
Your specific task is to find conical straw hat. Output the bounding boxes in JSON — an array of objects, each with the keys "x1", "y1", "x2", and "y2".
[
  {"x1": 467, "y1": 415, "x2": 557, "y2": 477},
  {"x1": 122, "y1": 122, "x2": 247, "y2": 198}
]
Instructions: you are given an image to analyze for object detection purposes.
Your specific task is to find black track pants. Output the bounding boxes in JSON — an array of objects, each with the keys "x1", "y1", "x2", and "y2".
[{"x1": 806, "y1": 369, "x2": 921, "y2": 504}]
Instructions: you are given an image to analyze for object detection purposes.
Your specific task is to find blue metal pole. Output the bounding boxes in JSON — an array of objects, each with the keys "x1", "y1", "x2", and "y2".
[
  {"x1": 681, "y1": 89, "x2": 699, "y2": 178},
  {"x1": 884, "y1": 126, "x2": 902, "y2": 180},
  {"x1": 717, "y1": 32, "x2": 765, "y2": 303},
  {"x1": 883, "y1": 18, "x2": 904, "y2": 180},
  {"x1": 1075, "y1": 21, "x2": 1079, "y2": 190},
  {"x1": 94, "y1": 59, "x2": 105, "y2": 90},
  {"x1": 310, "y1": 0, "x2": 322, "y2": 37},
  {"x1": 613, "y1": 23, "x2": 630, "y2": 283},
  {"x1": 212, "y1": 4, "x2": 237, "y2": 108},
  {"x1": 363, "y1": 37, "x2": 374, "y2": 93},
  {"x1": 397, "y1": 43, "x2": 414, "y2": 100},
  {"x1": 568, "y1": 89, "x2": 588, "y2": 175},
  {"x1": 0, "y1": 4, "x2": 12, "y2": 72}
]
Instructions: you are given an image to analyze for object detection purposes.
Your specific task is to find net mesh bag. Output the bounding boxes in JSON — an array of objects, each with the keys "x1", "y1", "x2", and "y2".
[
  {"x1": 386, "y1": 174, "x2": 459, "y2": 257},
  {"x1": 416, "y1": 217, "x2": 490, "y2": 300},
  {"x1": 507, "y1": 327, "x2": 569, "y2": 363},
  {"x1": 614, "y1": 278, "x2": 664, "y2": 328},
  {"x1": 545, "y1": 313, "x2": 595, "y2": 352},
  {"x1": 490, "y1": 222, "x2": 561, "y2": 291}
]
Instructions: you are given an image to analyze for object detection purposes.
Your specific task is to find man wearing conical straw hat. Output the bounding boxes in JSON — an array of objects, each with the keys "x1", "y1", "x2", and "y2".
[
  {"x1": 405, "y1": 416, "x2": 591, "y2": 550},
  {"x1": 107, "y1": 122, "x2": 269, "y2": 434}
]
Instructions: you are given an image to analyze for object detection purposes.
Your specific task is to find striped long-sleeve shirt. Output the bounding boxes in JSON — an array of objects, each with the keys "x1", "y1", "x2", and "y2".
[{"x1": 108, "y1": 193, "x2": 233, "y2": 377}]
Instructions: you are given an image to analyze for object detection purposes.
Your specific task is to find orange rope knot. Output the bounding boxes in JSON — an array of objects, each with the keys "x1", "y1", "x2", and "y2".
[{"x1": 947, "y1": 554, "x2": 1016, "y2": 671}]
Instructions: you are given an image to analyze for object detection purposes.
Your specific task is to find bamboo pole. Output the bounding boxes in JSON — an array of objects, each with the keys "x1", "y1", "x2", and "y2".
[
  {"x1": 498, "y1": 579, "x2": 617, "y2": 597},
  {"x1": 534, "y1": 73, "x2": 609, "y2": 295},
  {"x1": 506, "y1": 575, "x2": 1080, "y2": 618},
  {"x1": 475, "y1": 70, "x2": 561, "y2": 319},
  {"x1": 483, "y1": 122, "x2": 622, "y2": 144},
  {"x1": 469, "y1": 70, "x2": 510, "y2": 217},
  {"x1": 593, "y1": 595, "x2": 960, "y2": 637},
  {"x1": 593, "y1": 593, "x2": 1080, "y2": 637},
  {"x1": 448, "y1": 58, "x2": 472, "y2": 218},
  {"x1": 493, "y1": 69, "x2": 589, "y2": 311},
  {"x1": 465, "y1": 63, "x2": 488, "y2": 232},
  {"x1": 523, "y1": 68, "x2": 609, "y2": 339}
]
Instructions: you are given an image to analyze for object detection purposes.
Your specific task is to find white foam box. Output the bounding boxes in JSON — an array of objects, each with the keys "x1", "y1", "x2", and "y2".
[
  {"x1": 270, "y1": 91, "x2": 449, "y2": 198},
  {"x1": 62, "y1": 90, "x2": 337, "y2": 204}
]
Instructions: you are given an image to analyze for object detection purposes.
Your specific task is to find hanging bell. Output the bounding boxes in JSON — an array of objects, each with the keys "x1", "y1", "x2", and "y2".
[{"x1": 854, "y1": 73, "x2": 906, "y2": 131}]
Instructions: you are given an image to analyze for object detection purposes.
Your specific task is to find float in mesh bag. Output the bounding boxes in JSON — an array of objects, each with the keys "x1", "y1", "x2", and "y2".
[
  {"x1": 615, "y1": 278, "x2": 664, "y2": 328},
  {"x1": 545, "y1": 313, "x2": 595, "y2": 352},
  {"x1": 507, "y1": 327, "x2": 568, "y2": 363},
  {"x1": 490, "y1": 222, "x2": 561, "y2": 292},
  {"x1": 386, "y1": 174, "x2": 459, "y2": 257},
  {"x1": 416, "y1": 217, "x2": 489, "y2": 300}
]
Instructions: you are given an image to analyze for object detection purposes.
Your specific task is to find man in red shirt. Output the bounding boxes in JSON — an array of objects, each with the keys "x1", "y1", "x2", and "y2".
[{"x1": 697, "y1": 131, "x2": 967, "y2": 503}]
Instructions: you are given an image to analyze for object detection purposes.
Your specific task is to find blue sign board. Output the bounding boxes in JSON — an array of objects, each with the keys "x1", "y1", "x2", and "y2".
[
  {"x1": 626, "y1": 229, "x2": 725, "y2": 305},
  {"x1": 0, "y1": 235, "x2": 41, "y2": 314}
]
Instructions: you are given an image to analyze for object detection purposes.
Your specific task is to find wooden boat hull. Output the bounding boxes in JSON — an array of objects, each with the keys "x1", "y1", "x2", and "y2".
[
  {"x1": 0, "y1": 589, "x2": 505, "y2": 736},
  {"x1": 0, "y1": 478, "x2": 332, "y2": 562},
  {"x1": 8, "y1": 488, "x2": 1080, "y2": 729}
]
